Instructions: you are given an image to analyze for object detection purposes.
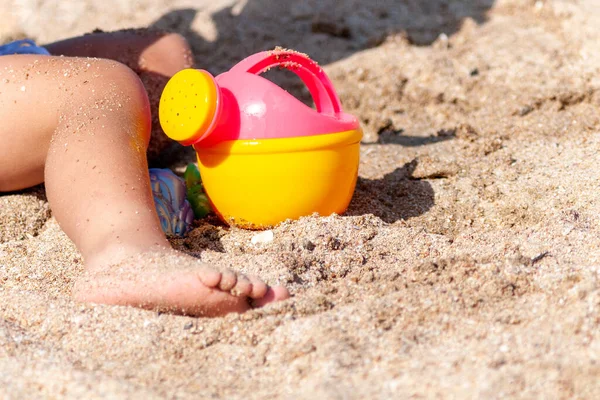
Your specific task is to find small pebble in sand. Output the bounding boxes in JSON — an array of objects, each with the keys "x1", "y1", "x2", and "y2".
[
  {"x1": 251, "y1": 230, "x2": 274, "y2": 245},
  {"x1": 302, "y1": 239, "x2": 316, "y2": 251}
]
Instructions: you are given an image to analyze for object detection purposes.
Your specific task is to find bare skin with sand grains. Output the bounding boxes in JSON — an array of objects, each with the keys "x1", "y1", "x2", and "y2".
[{"x1": 0, "y1": 30, "x2": 290, "y2": 317}]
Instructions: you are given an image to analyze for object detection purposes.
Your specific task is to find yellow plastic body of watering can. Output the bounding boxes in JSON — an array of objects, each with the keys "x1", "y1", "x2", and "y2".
[{"x1": 159, "y1": 50, "x2": 362, "y2": 229}]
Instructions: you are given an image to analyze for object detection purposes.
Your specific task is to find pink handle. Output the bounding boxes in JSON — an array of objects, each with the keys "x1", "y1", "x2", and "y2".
[{"x1": 229, "y1": 50, "x2": 342, "y2": 116}]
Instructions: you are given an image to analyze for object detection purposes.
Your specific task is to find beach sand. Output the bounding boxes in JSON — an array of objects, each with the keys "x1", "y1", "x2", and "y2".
[{"x1": 2, "y1": 0, "x2": 600, "y2": 398}]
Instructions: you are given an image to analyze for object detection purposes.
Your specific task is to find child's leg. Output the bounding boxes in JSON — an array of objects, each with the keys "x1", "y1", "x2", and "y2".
[
  {"x1": 45, "y1": 29, "x2": 194, "y2": 160},
  {"x1": 44, "y1": 29, "x2": 193, "y2": 76},
  {"x1": 0, "y1": 55, "x2": 288, "y2": 316}
]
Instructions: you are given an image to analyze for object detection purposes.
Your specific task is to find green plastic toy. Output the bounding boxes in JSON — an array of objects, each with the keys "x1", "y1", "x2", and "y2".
[{"x1": 184, "y1": 163, "x2": 212, "y2": 219}]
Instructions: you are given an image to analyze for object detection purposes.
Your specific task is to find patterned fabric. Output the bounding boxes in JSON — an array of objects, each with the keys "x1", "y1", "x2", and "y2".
[
  {"x1": 149, "y1": 168, "x2": 195, "y2": 237},
  {"x1": 0, "y1": 39, "x2": 50, "y2": 56}
]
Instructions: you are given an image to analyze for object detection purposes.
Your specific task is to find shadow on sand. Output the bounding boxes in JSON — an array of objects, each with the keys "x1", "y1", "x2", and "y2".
[
  {"x1": 346, "y1": 159, "x2": 435, "y2": 223},
  {"x1": 150, "y1": 1, "x2": 495, "y2": 219},
  {"x1": 150, "y1": 0, "x2": 495, "y2": 72}
]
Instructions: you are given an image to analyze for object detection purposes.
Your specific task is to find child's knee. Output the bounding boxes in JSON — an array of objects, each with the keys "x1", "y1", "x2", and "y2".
[
  {"x1": 71, "y1": 59, "x2": 153, "y2": 146},
  {"x1": 91, "y1": 59, "x2": 151, "y2": 108},
  {"x1": 161, "y1": 32, "x2": 190, "y2": 50},
  {"x1": 147, "y1": 32, "x2": 193, "y2": 71},
  {"x1": 152, "y1": 32, "x2": 191, "y2": 53}
]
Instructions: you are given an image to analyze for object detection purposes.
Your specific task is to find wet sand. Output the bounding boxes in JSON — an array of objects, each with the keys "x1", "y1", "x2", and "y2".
[{"x1": 2, "y1": 0, "x2": 600, "y2": 398}]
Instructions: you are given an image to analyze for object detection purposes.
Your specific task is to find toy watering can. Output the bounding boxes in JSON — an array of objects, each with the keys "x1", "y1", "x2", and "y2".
[{"x1": 159, "y1": 49, "x2": 362, "y2": 229}]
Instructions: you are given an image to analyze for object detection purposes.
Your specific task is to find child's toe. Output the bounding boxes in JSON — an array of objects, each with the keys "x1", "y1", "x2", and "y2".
[
  {"x1": 218, "y1": 269, "x2": 238, "y2": 291},
  {"x1": 195, "y1": 265, "x2": 222, "y2": 288},
  {"x1": 251, "y1": 286, "x2": 290, "y2": 308},
  {"x1": 230, "y1": 274, "x2": 253, "y2": 297},
  {"x1": 247, "y1": 275, "x2": 268, "y2": 299}
]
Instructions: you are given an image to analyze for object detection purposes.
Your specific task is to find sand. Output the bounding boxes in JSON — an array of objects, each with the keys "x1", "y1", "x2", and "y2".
[{"x1": 2, "y1": 0, "x2": 600, "y2": 398}]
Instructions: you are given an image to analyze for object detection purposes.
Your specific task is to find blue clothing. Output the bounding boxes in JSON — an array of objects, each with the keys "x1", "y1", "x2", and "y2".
[{"x1": 0, "y1": 39, "x2": 50, "y2": 56}]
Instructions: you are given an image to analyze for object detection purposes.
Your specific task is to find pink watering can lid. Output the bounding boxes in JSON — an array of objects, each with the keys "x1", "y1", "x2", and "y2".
[{"x1": 159, "y1": 49, "x2": 360, "y2": 146}]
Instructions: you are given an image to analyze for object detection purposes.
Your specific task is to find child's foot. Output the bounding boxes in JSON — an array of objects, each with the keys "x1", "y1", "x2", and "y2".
[{"x1": 73, "y1": 247, "x2": 290, "y2": 317}]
